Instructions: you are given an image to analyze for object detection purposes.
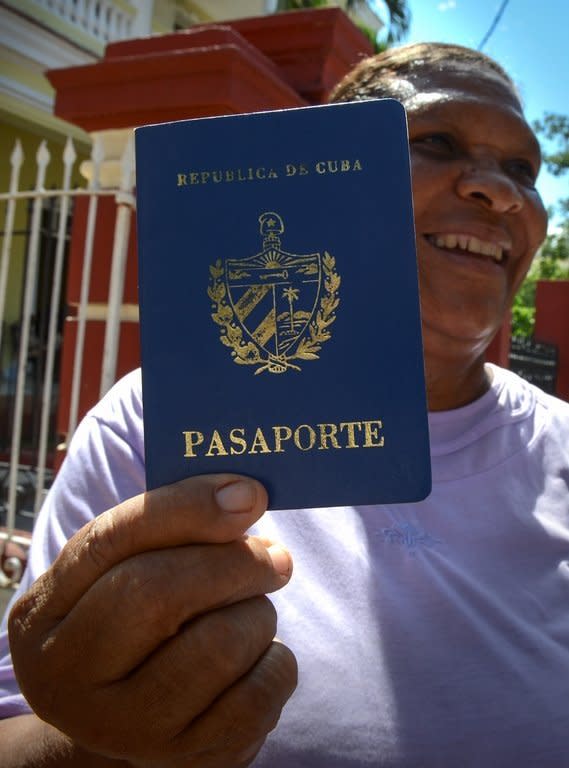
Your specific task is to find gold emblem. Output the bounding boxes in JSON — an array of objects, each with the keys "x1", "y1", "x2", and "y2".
[{"x1": 208, "y1": 212, "x2": 340, "y2": 374}]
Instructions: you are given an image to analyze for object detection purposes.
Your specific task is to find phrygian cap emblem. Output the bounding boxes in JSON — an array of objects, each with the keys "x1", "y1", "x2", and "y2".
[{"x1": 208, "y1": 212, "x2": 340, "y2": 374}]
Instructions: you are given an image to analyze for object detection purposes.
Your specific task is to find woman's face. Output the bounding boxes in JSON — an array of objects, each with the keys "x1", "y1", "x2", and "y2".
[{"x1": 401, "y1": 68, "x2": 548, "y2": 360}]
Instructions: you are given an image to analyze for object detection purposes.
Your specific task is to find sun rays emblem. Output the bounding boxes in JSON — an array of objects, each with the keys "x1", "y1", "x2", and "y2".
[{"x1": 208, "y1": 212, "x2": 340, "y2": 374}]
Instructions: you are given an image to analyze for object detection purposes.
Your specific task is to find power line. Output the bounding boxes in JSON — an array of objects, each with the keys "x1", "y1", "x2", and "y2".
[{"x1": 477, "y1": 0, "x2": 510, "y2": 51}]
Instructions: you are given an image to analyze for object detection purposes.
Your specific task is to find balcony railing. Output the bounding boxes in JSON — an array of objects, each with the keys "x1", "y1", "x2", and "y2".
[{"x1": 29, "y1": 0, "x2": 136, "y2": 45}]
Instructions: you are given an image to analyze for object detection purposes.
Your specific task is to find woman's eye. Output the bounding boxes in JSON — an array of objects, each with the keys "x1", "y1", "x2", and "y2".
[
  {"x1": 507, "y1": 159, "x2": 538, "y2": 187},
  {"x1": 412, "y1": 133, "x2": 456, "y2": 152}
]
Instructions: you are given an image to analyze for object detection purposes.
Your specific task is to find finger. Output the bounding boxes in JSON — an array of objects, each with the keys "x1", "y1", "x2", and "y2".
[
  {"x1": 116, "y1": 597, "x2": 279, "y2": 740},
  {"x1": 37, "y1": 597, "x2": 281, "y2": 756},
  {"x1": 11, "y1": 474, "x2": 267, "y2": 629},
  {"x1": 232, "y1": 737, "x2": 268, "y2": 768},
  {"x1": 53, "y1": 537, "x2": 291, "y2": 681},
  {"x1": 173, "y1": 640, "x2": 298, "y2": 764},
  {"x1": 113, "y1": 640, "x2": 297, "y2": 766}
]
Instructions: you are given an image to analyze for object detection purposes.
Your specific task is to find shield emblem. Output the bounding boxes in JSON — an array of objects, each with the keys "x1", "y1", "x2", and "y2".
[
  {"x1": 225, "y1": 252, "x2": 321, "y2": 358},
  {"x1": 209, "y1": 212, "x2": 340, "y2": 374}
]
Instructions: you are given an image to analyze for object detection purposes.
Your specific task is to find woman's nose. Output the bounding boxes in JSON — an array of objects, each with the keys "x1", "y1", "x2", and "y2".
[{"x1": 456, "y1": 162, "x2": 524, "y2": 214}]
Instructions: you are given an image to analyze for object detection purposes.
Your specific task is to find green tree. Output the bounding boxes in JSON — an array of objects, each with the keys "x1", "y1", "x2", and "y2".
[
  {"x1": 533, "y1": 113, "x2": 569, "y2": 177},
  {"x1": 365, "y1": 0, "x2": 410, "y2": 43},
  {"x1": 512, "y1": 225, "x2": 569, "y2": 338},
  {"x1": 533, "y1": 112, "x2": 569, "y2": 218},
  {"x1": 511, "y1": 114, "x2": 569, "y2": 338},
  {"x1": 276, "y1": 0, "x2": 410, "y2": 44}
]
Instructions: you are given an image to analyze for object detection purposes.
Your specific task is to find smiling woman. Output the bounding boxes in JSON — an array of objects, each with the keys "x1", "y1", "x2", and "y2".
[{"x1": 330, "y1": 42, "x2": 547, "y2": 409}]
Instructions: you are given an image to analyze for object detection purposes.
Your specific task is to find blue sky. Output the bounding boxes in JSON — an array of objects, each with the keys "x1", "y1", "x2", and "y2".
[{"x1": 373, "y1": 0, "x2": 568, "y2": 227}]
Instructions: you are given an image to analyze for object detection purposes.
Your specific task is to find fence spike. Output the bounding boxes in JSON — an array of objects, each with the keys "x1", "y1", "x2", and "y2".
[
  {"x1": 119, "y1": 133, "x2": 135, "y2": 191},
  {"x1": 36, "y1": 140, "x2": 51, "y2": 177},
  {"x1": 0, "y1": 141, "x2": 25, "y2": 370},
  {"x1": 90, "y1": 134, "x2": 104, "y2": 189},
  {"x1": 10, "y1": 139, "x2": 24, "y2": 174},
  {"x1": 63, "y1": 136, "x2": 77, "y2": 171}
]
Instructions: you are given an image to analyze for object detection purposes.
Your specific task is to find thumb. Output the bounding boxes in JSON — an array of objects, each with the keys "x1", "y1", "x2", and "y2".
[{"x1": 26, "y1": 474, "x2": 268, "y2": 620}]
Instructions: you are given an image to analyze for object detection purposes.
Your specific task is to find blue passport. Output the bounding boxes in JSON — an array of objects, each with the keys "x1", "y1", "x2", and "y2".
[{"x1": 135, "y1": 100, "x2": 431, "y2": 509}]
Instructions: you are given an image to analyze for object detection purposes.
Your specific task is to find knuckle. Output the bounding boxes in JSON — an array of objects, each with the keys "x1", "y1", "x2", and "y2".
[
  {"x1": 172, "y1": 640, "x2": 294, "y2": 763},
  {"x1": 191, "y1": 596, "x2": 277, "y2": 676},
  {"x1": 199, "y1": 539, "x2": 276, "y2": 604},
  {"x1": 240, "y1": 594, "x2": 278, "y2": 638},
  {"x1": 7, "y1": 593, "x2": 30, "y2": 642},
  {"x1": 110, "y1": 556, "x2": 174, "y2": 630},
  {"x1": 82, "y1": 514, "x2": 119, "y2": 572},
  {"x1": 8, "y1": 572, "x2": 52, "y2": 640},
  {"x1": 8, "y1": 581, "x2": 57, "y2": 693},
  {"x1": 238, "y1": 641, "x2": 298, "y2": 720},
  {"x1": 261, "y1": 641, "x2": 299, "y2": 700}
]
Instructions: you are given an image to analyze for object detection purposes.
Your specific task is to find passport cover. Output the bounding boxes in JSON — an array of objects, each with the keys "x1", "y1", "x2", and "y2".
[{"x1": 136, "y1": 99, "x2": 431, "y2": 509}]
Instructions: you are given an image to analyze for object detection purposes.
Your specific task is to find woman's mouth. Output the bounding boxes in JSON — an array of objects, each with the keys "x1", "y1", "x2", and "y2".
[{"x1": 425, "y1": 233, "x2": 510, "y2": 265}]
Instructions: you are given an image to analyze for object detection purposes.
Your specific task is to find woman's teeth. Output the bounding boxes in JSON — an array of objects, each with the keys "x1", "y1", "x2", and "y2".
[{"x1": 429, "y1": 234, "x2": 505, "y2": 263}]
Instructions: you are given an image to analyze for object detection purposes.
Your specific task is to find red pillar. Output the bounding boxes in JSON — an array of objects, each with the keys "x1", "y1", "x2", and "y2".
[
  {"x1": 535, "y1": 280, "x2": 569, "y2": 401},
  {"x1": 45, "y1": 8, "x2": 373, "y2": 455}
]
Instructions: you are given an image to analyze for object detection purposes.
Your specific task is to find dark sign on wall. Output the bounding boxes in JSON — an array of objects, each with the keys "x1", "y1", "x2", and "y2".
[{"x1": 509, "y1": 337, "x2": 558, "y2": 394}]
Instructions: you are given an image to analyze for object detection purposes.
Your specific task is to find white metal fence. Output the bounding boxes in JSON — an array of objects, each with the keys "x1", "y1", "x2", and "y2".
[{"x1": 0, "y1": 135, "x2": 135, "y2": 588}]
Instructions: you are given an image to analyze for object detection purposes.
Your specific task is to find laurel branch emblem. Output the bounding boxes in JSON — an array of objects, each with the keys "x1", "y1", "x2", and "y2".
[{"x1": 208, "y1": 212, "x2": 340, "y2": 375}]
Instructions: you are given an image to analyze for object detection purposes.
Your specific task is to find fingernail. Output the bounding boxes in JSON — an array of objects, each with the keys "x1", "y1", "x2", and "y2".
[
  {"x1": 215, "y1": 480, "x2": 256, "y2": 513},
  {"x1": 268, "y1": 543, "x2": 292, "y2": 577}
]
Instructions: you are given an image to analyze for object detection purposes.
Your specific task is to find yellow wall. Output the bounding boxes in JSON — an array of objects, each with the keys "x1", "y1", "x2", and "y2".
[{"x1": 186, "y1": 0, "x2": 267, "y2": 21}]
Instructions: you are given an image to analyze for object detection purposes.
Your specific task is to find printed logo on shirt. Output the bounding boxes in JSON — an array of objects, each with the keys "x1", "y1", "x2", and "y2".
[{"x1": 380, "y1": 522, "x2": 441, "y2": 553}]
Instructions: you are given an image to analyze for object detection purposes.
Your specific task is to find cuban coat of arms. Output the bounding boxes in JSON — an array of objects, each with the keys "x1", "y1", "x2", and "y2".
[{"x1": 208, "y1": 212, "x2": 341, "y2": 374}]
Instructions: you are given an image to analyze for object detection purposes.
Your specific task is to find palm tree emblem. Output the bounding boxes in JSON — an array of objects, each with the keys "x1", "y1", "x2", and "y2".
[{"x1": 282, "y1": 286, "x2": 300, "y2": 332}]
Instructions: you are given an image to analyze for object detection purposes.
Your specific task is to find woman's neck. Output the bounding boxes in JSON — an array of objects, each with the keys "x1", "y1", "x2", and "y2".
[{"x1": 425, "y1": 355, "x2": 492, "y2": 412}]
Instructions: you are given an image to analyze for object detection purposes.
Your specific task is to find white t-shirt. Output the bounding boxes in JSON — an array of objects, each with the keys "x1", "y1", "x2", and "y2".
[{"x1": 2, "y1": 364, "x2": 569, "y2": 767}]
